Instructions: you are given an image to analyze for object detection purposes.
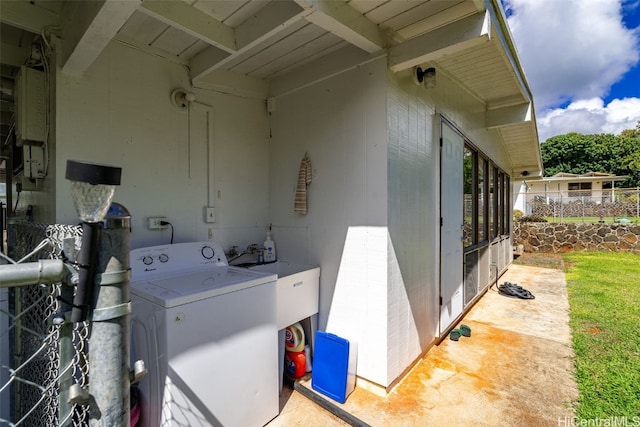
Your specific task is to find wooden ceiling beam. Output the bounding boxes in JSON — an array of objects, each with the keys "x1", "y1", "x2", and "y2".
[
  {"x1": 0, "y1": 0, "x2": 60, "y2": 34},
  {"x1": 389, "y1": 11, "x2": 490, "y2": 72},
  {"x1": 191, "y1": 2, "x2": 311, "y2": 81},
  {"x1": 139, "y1": 0, "x2": 236, "y2": 54},
  {"x1": 297, "y1": 0, "x2": 384, "y2": 53},
  {"x1": 61, "y1": 0, "x2": 139, "y2": 76},
  {"x1": 486, "y1": 102, "x2": 532, "y2": 129}
]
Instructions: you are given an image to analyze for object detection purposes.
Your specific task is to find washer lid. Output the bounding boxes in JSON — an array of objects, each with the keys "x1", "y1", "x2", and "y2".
[{"x1": 131, "y1": 267, "x2": 276, "y2": 307}]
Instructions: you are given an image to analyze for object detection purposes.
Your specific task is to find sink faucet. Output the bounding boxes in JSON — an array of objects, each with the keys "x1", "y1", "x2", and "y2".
[
  {"x1": 227, "y1": 244, "x2": 265, "y2": 264},
  {"x1": 246, "y1": 243, "x2": 265, "y2": 253}
]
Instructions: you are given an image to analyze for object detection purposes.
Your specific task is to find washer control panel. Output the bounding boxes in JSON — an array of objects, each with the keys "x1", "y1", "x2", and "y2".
[{"x1": 131, "y1": 241, "x2": 228, "y2": 280}]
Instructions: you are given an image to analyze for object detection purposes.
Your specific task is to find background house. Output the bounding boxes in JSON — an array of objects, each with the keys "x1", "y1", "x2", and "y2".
[
  {"x1": 1, "y1": 0, "x2": 542, "y2": 391},
  {"x1": 514, "y1": 172, "x2": 628, "y2": 215}
]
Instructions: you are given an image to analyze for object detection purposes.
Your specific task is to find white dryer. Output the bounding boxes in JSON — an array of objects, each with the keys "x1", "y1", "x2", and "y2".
[{"x1": 129, "y1": 242, "x2": 278, "y2": 427}]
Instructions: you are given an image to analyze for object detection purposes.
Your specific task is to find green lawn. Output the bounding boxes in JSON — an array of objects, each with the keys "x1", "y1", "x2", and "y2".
[
  {"x1": 544, "y1": 216, "x2": 639, "y2": 224},
  {"x1": 563, "y1": 252, "x2": 640, "y2": 418}
]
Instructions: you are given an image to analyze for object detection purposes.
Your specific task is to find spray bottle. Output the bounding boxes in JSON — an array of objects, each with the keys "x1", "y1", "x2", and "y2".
[{"x1": 263, "y1": 224, "x2": 276, "y2": 262}]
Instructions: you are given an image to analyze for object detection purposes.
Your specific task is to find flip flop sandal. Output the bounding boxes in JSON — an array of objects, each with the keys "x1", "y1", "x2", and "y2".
[
  {"x1": 459, "y1": 324, "x2": 472, "y2": 337},
  {"x1": 449, "y1": 330, "x2": 462, "y2": 341}
]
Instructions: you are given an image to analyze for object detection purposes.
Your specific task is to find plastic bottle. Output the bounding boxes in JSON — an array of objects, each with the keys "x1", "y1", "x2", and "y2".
[
  {"x1": 285, "y1": 322, "x2": 305, "y2": 352},
  {"x1": 304, "y1": 344, "x2": 312, "y2": 372},
  {"x1": 263, "y1": 225, "x2": 276, "y2": 262},
  {"x1": 285, "y1": 350, "x2": 306, "y2": 378}
]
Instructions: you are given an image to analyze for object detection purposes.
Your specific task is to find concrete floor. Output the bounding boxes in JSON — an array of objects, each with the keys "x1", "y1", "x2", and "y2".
[{"x1": 268, "y1": 260, "x2": 579, "y2": 426}]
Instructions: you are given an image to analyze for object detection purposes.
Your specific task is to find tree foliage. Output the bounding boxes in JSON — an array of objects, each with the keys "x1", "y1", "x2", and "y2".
[{"x1": 540, "y1": 122, "x2": 640, "y2": 187}]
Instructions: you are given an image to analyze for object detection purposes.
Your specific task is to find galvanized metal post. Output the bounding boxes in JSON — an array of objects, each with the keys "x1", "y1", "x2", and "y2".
[
  {"x1": 57, "y1": 284, "x2": 74, "y2": 427},
  {"x1": 58, "y1": 237, "x2": 77, "y2": 427},
  {"x1": 88, "y1": 207, "x2": 131, "y2": 427}
]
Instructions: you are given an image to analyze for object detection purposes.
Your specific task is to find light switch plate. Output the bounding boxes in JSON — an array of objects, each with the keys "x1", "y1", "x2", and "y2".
[{"x1": 205, "y1": 207, "x2": 215, "y2": 223}]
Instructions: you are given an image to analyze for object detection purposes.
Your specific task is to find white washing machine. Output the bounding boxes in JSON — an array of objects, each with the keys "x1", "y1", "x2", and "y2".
[{"x1": 129, "y1": 242, "x2": 278, "y2": 427}]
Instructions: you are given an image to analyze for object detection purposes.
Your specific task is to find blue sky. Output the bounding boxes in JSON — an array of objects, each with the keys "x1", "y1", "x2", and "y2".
[
  {"x1": 502, "y1": 0, "x2": 640, "y2": 141},
  {"x1": 610, "y1": 3, "x2": 640, "y2": 101}
]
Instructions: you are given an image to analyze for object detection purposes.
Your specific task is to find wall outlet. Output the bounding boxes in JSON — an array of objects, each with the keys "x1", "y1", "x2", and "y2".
[
  {"x1": 148, "y1": 217, "x2": 167, "y2": 230},
  {"x1": 205, "y1": 207, "x2": 215, "y2": 223}
]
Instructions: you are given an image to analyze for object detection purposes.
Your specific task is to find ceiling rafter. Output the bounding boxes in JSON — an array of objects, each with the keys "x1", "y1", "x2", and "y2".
[
  {"x1": 61, "y1": 0, "x2": 140, "y2": 76},
  {"x1": 295, "y1": 0, "x2": 385, "y2": 53},
  {"x1": 0, "y1": 1, "x2": 60, "y2": 34},
  {"x1": 139, "y1": 0, "x2": 236, "y2": 54},
  {"x1": 190, "y1": 3, "x2": 312, "y2": 81},
  {"x1": 486, "y1": 102, "x2": 532, "y2": 129},
  {"x1": 235, "y1": 1, "x2": 305, "y2": 50},
  {"x1": 388, "y1": 11, "x2": 490, "y2": 72},
  {"x1": 396, "y1": 1, "x2": 479, "y2": 40}
]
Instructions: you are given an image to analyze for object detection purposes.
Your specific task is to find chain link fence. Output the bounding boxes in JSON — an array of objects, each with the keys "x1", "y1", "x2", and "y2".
[
  {"x1": 515, "y1": 187, "x2": 640, "y2": 223},
  {"x1": 0, "y1": 221, "x2": 90, "y2": 426}
]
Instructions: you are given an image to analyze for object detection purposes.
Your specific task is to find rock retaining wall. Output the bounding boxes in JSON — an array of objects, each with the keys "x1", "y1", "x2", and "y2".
[{"x1": 513, "y1": 223, "x2": 640, "y2": 253}]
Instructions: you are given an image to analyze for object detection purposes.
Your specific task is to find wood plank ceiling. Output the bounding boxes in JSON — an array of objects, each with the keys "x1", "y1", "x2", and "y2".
[{"x1": 0, "y1": 0, "x2": 542, "y2": 175}]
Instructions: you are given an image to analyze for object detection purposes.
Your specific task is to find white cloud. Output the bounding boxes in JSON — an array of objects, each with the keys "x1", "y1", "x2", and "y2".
[
  {"x1": 537, "y1": 97, "x2": 640, "y2": 141},
  {"x1": 504, "y1": 0, "x2": 640, "y2": 139},
  {"x1": 505, "y1": 0, "x2": 638, "y2": 108}
]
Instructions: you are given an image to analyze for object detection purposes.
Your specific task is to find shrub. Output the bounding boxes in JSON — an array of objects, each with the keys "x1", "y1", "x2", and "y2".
[
  {"x1": 518, "y1": 215, "x2": 548, "y2": 223},
  {"x1": 513, "y1": 209, "x2": 524, "y2": 221}
]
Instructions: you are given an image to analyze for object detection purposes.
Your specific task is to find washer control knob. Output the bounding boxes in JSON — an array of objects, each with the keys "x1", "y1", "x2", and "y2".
[
  {"x1": 142, "y1": 256, "x2": 153, "y2": 266},
  {"x1": 201, "y1": 245, "x2": 215, "y2": 259},
  {"x1": 159, "y1": 254, "x2": 169, "y2": 263}
]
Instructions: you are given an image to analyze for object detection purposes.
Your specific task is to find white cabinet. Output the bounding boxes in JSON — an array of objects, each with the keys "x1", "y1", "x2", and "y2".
[
  {"x1": 248, "y1": 261, "x2": 320, "y2": 395},
  {"x1": 248, "y1": 261, "x2": 320, "y2": 329}
]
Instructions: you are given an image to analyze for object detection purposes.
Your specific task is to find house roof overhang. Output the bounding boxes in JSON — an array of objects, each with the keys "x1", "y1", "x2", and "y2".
[
  {"x1": 539, "y1": 174, "x2": 628, "y2": 183},
  {"x1": 1, "y1": 0, "x2": 543, "y2": 177},
  {"x1": 388, "y1": 0, "x2": 542, "y2": 179}
]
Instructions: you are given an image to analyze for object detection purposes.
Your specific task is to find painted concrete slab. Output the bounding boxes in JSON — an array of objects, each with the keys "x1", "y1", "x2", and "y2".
[{"x1": 268, "y1": 261, "x2": 578, "y2": 426}]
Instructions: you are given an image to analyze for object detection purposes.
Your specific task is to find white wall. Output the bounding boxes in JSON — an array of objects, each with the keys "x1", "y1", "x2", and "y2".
[
  {"x1": 269, "y1": 57, "x2": 518, "y2": 388},
  {"x1": 382, "y1": 67, "x2": 510, "y2": 385},
  {"x1": 54, "y1": 41, "x2": 272, "y2": 250},
  {"x1": 41, "y1": 38, "x2": 519, "y2": 389},
  {"x1": 267, "y1": 58, "x2": 389, "y2": 385},
  {"x1": 385, "y1": 71, "x2": 439, "y2": 385}
]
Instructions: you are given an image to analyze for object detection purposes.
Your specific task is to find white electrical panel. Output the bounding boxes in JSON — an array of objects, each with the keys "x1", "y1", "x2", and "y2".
[
  {"x1": 23, "y1": 145, "x2": 45, "y2": 179},
  {"x1": 21, "y1": 175, "x2": 41, "y2": 191},
  {"x1": 15, "y1": 66, "x2": 47, "y2": 146}
]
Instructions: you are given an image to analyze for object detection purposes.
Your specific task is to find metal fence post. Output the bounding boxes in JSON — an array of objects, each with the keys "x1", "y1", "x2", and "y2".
[
  {"x1": 57, "y1": 284, "x2": 74, "y2": 426},
  {"x1": 88, "y1": 207, "x2": 131, "y2": 426},
  {"x1": 58, "y1": 237, "x2": 77, "y2": 427}
]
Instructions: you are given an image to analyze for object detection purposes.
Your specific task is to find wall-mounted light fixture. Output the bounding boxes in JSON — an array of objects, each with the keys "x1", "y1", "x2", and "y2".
[
  {"x1": 65, "y1": 160, "x2": 121, "y2": 323},
  {"x1": 170, "y1": 89, "x2": 196, "y2": 111},
  {"x1": 521, "y1": 170, "x2": 530, "y2": 177},
  {"x1": 414, "y1": 67, "x2": 436, "y2": 88}
]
